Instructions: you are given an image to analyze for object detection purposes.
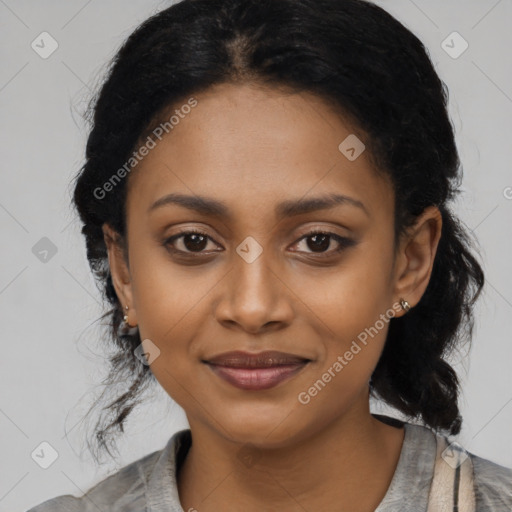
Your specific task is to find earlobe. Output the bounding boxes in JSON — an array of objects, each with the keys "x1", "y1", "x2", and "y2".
[{"x1": 392, "y1": 206, "x2": 443, "y2": 313}]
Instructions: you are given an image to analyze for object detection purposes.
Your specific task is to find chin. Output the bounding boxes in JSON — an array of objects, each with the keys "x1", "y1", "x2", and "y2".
[{"x1": 215, "y1": 405, "x2": 310, "y2": 449}]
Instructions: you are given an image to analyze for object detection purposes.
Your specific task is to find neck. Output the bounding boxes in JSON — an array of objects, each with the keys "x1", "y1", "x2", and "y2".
[{"x1": 177, "y1": 394, "x2": 405, "y2": 512}]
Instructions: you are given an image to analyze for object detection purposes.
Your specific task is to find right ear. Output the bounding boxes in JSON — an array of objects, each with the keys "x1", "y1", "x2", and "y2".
[{"x1": 102, "y1": 223, "x2": 135, "y2": 317}]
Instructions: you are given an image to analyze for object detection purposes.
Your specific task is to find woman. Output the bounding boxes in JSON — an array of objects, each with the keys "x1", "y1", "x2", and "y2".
[{"x1": 28, "y1": 0, "x2": 512, "y2": 510}]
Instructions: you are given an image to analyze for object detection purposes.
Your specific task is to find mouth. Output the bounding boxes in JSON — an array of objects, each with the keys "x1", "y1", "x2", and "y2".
[{"x1": 202, "y1": 350, "x2": 311, "y2": 391}]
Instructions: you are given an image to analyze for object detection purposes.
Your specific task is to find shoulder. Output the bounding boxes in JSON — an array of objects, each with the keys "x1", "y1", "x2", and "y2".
[
  {"x1": 468, "y1": 451, "x2": 512, "y2": 509},
  {"x1": 26, "y1": 447, "x2": 164, "y2": 512},
  {"x1": 395, "y1": 417, "x2": 512, "y2": 510},
  {"x1": 429, "y1": 425, "x2": 512, "y2": 510}
]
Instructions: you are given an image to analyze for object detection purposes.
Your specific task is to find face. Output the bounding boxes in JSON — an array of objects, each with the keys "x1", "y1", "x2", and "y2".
[{"x1": 103, "y1": 82, "x2": 441, "y2": 448}]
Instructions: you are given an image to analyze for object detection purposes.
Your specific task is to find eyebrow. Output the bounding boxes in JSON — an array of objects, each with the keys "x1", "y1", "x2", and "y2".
[{"x1": 148, "y1": 192, "x2": 369, "y2": 218}]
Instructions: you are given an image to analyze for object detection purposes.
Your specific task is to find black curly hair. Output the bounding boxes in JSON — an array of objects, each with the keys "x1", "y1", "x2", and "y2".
[{"x1": 71, "y1": 0, "x2": 485, "y2": 463}]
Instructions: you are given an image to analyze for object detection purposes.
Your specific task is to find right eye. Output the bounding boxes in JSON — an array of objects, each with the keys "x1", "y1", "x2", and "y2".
[{"x1": 163, "y1": 229, "x2": 222, "y2": 256}]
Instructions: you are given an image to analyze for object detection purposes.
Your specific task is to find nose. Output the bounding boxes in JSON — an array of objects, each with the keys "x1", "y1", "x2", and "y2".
[{"x1": 213, "y1": 250, "x2": 295, "y2": 334}]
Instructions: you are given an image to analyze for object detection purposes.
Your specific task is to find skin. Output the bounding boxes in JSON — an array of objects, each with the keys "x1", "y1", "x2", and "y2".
[{"x1": 103, "y1": 82, "x2": 442, "y2": 512}]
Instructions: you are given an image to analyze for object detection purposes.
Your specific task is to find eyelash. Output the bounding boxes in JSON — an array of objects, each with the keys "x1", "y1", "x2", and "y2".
[{"x1": 163, "y1": 229, "x2": 355, "y2": 259}]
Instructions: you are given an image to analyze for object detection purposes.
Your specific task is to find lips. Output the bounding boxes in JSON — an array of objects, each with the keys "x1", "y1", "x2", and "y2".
[
  {"x1": 203, "y1": 351, "x2": 311, "y2": 390},
  {"x1": 205, "y1": 350, "x2": 310, "y2": 367}
]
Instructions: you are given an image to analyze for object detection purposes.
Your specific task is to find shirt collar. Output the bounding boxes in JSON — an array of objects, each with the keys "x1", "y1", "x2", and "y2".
[
  {"x1": 146, "y1": 428, "x2": 191, "y2": 512},
  {"x1": 374, "y1": 421, "x2": 436, "y2": 511}
]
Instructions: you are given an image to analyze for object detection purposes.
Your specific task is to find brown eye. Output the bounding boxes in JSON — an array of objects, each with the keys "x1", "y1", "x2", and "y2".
[
  {"x1": 293, "y1": 230, "x2": 356, "y2": 256},
  {"x1": 164, "y1": 230, "x2": 219, "y2": 254},
  {"x1": 305, "y1": 232, "x2": 331, "y2": 252}
]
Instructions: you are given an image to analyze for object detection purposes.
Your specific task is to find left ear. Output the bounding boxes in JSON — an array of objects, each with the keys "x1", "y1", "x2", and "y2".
[{"x1": 391, "y1": 205, "x2": 443, "y2": 315}]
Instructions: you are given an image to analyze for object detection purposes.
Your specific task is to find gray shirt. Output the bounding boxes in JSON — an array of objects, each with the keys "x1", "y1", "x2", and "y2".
[{"x1": 27, "y1": 414, "x2": 512, "y2": 511}]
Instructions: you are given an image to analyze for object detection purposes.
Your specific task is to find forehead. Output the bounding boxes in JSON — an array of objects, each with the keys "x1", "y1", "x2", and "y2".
[{"x1": 126, "y1": 82, "x2": 393, "y2": 222}]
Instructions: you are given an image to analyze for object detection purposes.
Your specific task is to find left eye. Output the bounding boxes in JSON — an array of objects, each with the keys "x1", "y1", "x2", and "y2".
[{"x1": 292, "y1": 231, "x2": 355, "y2": 255}]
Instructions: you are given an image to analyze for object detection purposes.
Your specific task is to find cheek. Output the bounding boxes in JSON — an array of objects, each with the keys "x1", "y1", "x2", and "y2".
[
  {"x1": 133, "y1": 272, "x2": 205, "y2": 352},
  {"x1": 292, "y1": 248, "x2": 393, "y2": 384},
  {"x1": 134, "y1": 286, "x2": 208, "y2": 409},
  {"x1": 129, "y1": 239, "x2": 205, "y2": 327},
  {"x1": 291, "y1": 244, "x2": 393, "y2": 332},
  {"x1": 128, "y1": 250, "x2": 200, "y2": 373}
]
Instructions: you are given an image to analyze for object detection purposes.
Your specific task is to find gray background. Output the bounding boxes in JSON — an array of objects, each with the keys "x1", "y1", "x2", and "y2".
[{"x1": 0, "y1": 1, "x2": 511, "y2": 511}]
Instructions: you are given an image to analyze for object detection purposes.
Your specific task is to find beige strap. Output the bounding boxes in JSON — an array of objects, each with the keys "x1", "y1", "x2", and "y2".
[{"x1": 427, "y1": 434, "x2": 476, "y2": 512}]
